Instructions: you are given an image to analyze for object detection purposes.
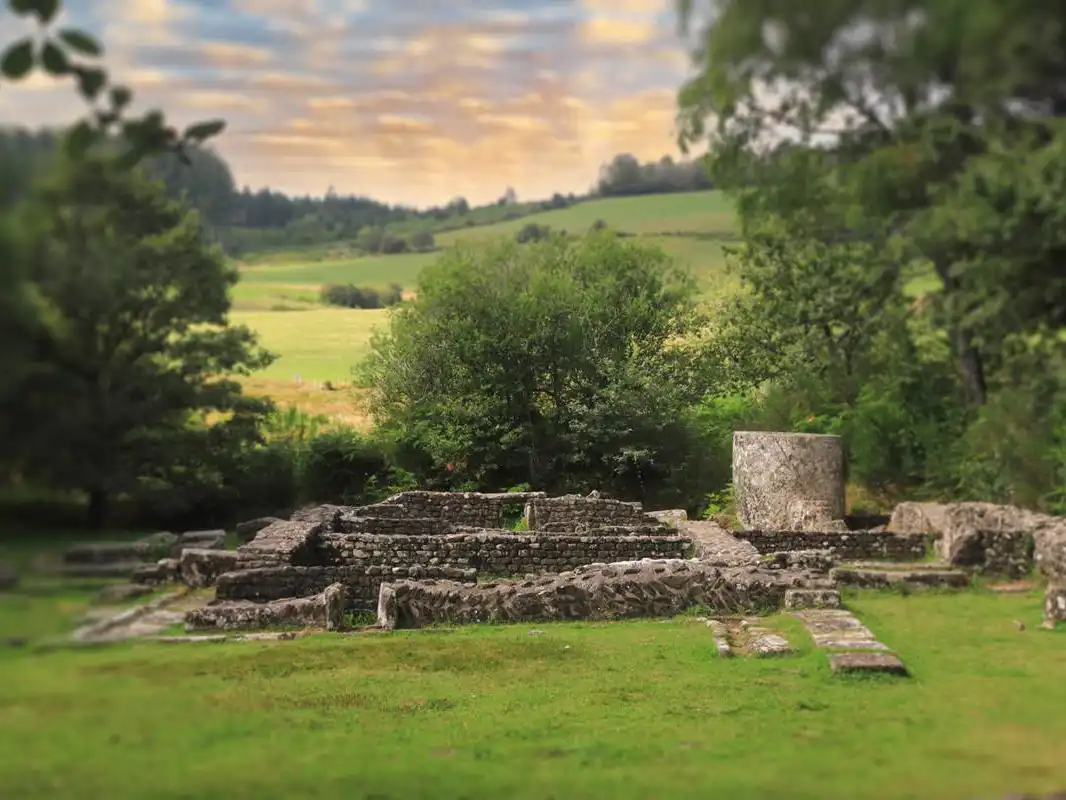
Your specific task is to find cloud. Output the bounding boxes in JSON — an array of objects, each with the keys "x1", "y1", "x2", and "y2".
[{"x1": 6, "y1": 0, "x2": 699, "y2": 206}]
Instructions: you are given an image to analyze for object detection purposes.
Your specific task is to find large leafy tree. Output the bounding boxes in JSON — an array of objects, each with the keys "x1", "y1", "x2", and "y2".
[
  {"x1": 1, "y1": 0, "x2": 226, "y2": 406},
  {"x1": 361, "y1": 232, "x2": 710, "y2": 501},
  {"x1": 2, "y1": 155, "x2": 273, "y2": 527},
  {"x1": 676, "y1": 0, "x2": 1066, "y2": 406}
]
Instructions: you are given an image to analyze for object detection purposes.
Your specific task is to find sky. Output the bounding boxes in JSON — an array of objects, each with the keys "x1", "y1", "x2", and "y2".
[{"x1": 3, "y1": 0, "x2": 704, "y2": 207}]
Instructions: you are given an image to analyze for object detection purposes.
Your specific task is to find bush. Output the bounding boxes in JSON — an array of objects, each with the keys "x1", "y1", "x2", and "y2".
[
  {"x1": 320, "y1": 283, "x2": 403, "y2": 309},
  {"x1": 301, "y1": 430, "x2": 393, "y2": 504},
  {"x1": 410, "y1": 230, "x2": 436, "y2": 251},
  {"x1": 515, "y1": 222, "x2": 551, "y2": 243},
  {"x1": 380, "y1": 234, "x2": 408, "y2": 254}
]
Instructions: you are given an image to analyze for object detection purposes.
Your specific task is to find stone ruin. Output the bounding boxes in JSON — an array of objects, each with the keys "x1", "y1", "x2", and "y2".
[{"x1": 45, "y1": 429, "x2": 1066, "y2": 642}]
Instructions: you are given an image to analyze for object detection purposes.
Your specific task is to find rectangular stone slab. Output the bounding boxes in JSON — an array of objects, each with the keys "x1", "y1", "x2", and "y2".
[
  {"x1": 815, "y1": 638, "x2": 889, "y2": 650},
  {"x1": 828, "y1": 651, "x2": 908, "y2": 675}
]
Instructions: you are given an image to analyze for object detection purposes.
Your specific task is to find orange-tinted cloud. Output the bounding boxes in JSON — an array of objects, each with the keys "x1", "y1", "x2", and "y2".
[{"x1": 4, "y1": 0, "x2": 700, "y2": 206}]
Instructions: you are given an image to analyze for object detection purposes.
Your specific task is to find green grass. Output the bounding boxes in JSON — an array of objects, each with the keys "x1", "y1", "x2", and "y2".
[
  {"x1": 435, "y1": 191, "x2": 732, "y2": 247},
  {"x1": 230, "y1": 308, "x2": 388, "y2": 383},
  {"x1": 0, "y1": 588, "x2": 1063, "y2": 799},
  {"x1": 232, "y1": 252, "x2": 434, "y2": 310}
]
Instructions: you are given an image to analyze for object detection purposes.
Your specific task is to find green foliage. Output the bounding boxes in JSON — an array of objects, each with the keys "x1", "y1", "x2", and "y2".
[
  {"x1": 1, "y1": 154, "x2": 274, "y2": 527},
  {"x1": 514, "y1": 222, "x2": 552, "y2": 244},
  {"x1": 361, "y1": 232, "x2": 713, "y2": 505},
  {"x1": 319, "y1": 283, "x2": 403, "y2": 310},
  {"x1": 676, "y1": 0, "x2": 1066, "y2": 510}
]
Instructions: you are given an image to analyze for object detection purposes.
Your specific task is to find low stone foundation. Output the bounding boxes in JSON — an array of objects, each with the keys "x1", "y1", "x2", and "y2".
[
  {"x1": 376, "y1": 559, "x2": 824, "y2": 629},
  {"x1": 187, "y1": 583, "x2": 346, "y2": 632},
  {"x1": 216, "y1": 564, "x2": 477, "y2": 610},
  {"x1": 736, "y1": 529, "x2": 935, "y2": 561}
]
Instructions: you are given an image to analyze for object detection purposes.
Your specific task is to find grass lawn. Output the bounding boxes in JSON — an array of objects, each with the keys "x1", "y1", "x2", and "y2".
[
  {"x1": 230, "y1": 307, "x2": 388, "y2": 383},
  {"x1": 0, "y1": 588, "x2": 1063, "y2": 799}
]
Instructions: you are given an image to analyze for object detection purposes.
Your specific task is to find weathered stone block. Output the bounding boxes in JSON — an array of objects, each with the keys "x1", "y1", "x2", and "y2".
[
  {"x1": 1045, "y1": 584, "x2": 1066, "y2": 628},
  {"x1": 185, "y1": 582, "x2": 347, "y2": 632},
  {"x1": 131, "y1": 558, "x2": 181, "y2": 585},
  {"x1": 180, "y1": 548, "x2": 239, "y2": 588},
  {"x1": 828, "y1": 651, "x2": 908, "y2": 675},
  {"x1": 235, "y1": 516, "x2": 281, "y2": 543},
  {"x1": 170, "y1": 529, "x2": 226, "y2": 557},
  {"x1": 784, "y1": 588, "x2": 841, "y2": 609},
  {"x1": 732, "y1": 431, "x2": 845, "y2": 532}
]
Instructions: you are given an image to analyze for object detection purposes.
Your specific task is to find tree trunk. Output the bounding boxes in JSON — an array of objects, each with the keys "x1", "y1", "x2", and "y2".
[
  {"x1": 934, "y1": 261, "x2": 988, "y2": 406},
  {"x1": 954, "y1": 327, "x2": 988, "y2": 406},
  {"x1": 86, "y1": 487, "x2": 109, "y2": 530}
]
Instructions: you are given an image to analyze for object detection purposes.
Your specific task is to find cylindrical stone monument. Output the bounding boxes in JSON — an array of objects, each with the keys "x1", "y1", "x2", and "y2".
[{"x1": 732, "y1": 431, "x2": 846, "y2": 532}]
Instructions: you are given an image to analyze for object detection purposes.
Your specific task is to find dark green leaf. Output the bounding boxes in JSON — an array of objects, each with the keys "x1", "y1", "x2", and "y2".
[
  {"x1": 41, "y1": 41, "x2": 69, "y2": 75},
  {"x1": 8, "y1": 0, "x2": 35, "y2": 16},
  {"x1": 64, "y1": 120, "x2": 97, "y2": 156},
  {"x1": 109, "y1": 85, "x2": 132, "y2": 109},
  {"x1": 25, "y1": 0, "x2": 60, "y2": 24},
  {"x1": 0, "y1": 39, "x2": 35, "y2": 81},
  {"x1": 182, "y1": 119, "x2": 226, "y2": 141},
  {"x1": 74, "y1": 66, "x2": 106, "y2": 100},
  {"x1": 58, "y1": 29, "x2": 104, "y2": 57}
]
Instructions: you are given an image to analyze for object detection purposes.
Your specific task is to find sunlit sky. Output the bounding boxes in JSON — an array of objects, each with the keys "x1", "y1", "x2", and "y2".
[{"x1": 3, "y1": 0, "x2": 703, "y2": 207}]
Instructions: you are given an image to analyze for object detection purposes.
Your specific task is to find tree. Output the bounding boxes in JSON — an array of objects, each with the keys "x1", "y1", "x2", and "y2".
[
  {"x1": 675, "y1": 0, "x2": 1066, "y2": 407},
  {"x1": 410, "y1": 230, "x2": 435, "y2": 251},
  {"x1": 1, "y1": 0, "x2": 227, "y2": 414},
  {"x1": 2, "y1": 154, "x2": 274, "y2": 527},
  {"x1": 360, "y1": 232, "x2": 710, "y2": 501},
  {"x1": 356, "y1": 225, "x2": 384, "y2": 253}
]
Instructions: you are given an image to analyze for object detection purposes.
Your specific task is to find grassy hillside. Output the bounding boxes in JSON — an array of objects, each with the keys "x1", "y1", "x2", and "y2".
[{"x1": 231, "y1": 190, "x2": 739, "y2": 417}]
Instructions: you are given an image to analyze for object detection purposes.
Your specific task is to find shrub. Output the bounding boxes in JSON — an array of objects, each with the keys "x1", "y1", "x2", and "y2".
[
  {"x1": 301, "y1": 429, "x2": 393, "y2": 504},
  {"x1": 410, "y1": 230, "x2": 436, "y2": 251},
  {"x1": 515, "y1": 222, "x2": 551, "y2": 243},
  {"x1": 380, "y1": 234, "x2": 408, "y2": 254},
  {"x1": 320, "y1": 283, "x2": 403, "y2": 309}
]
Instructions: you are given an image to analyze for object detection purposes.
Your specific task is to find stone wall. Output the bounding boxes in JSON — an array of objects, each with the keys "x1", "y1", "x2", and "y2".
[
  {"x1": 322, "y1": 531, "x2": 692, "y2": 574},
  {"x1": 353, "y1": 491, "x2": 546, "y2": 529},
  {"x1": 221, "y1": 518, "x2": 694, "y2": 611},
  {"x1": 524, "y1": 496, "x2": 649, "y2": 530},
  {"x1": 736, "y1": 529, "x2": 936, "y2": 561},
  {"x1": 376, "y1": 559, "x2": 822, "y2": 629},
  {"x1": 216, "y1": 564, "x2": 477, "y2": 609}
]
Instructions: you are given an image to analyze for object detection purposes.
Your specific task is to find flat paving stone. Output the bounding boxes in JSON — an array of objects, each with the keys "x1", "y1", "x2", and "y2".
[
  {"x1": 828, "y1": 651, "x2": 908, "y2": 675},
  {"x1": 794, "y1": 608, "x2": 909, "y2": 676},
  {"x1": 749, "y1": 632, "x2": 793, "y2": 656}
]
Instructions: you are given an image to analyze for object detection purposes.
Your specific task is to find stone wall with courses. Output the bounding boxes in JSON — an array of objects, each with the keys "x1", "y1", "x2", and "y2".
[
  {"x1": 322, "y1": 531, "x2": 692, "y2": 574},
  {"x1": 353, "y1": 491, "x2": 546, "y2": 528},
  {"x1": 736, "y1": 529, "x2": 936, "y2": 561},
  {"x1": 376, "y1": 559, "x2": 822, "y2": 629},
  {"x1": 221, "y1": 521, "x2": 694, "y2": 610},
  {"x1": 524, "y1": 497, "x2": 649, "y2": 530}
]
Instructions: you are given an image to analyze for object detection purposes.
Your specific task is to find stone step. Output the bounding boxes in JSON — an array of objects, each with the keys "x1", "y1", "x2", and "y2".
[
  {"x1": 830, "y1": 565, "x2": 970, "y2": 590},
  {"x1": 828, "y1": 651, "x2": 908, "y2": 675},
  {"x1": 784, "y1": 588, "x2": 841, "y2": 610}
]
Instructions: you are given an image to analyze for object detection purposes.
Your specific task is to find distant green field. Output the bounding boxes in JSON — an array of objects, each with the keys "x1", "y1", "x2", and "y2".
[
  {"x1": 232, "y1": 308, "x2": 388, "y2": 382},
  {"x1": 436, "y1": 191, "x2": 733, "y2": 247}
]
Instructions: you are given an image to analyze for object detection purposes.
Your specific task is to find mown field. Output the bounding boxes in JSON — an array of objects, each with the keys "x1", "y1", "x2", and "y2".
[
  {"x1": 230, "y1": 191, "x2": 738, "y2": 418},
  {"x1": 0, "y1": 584, "x2": 1064, "y2": 799}
]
